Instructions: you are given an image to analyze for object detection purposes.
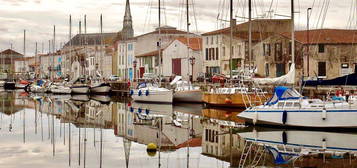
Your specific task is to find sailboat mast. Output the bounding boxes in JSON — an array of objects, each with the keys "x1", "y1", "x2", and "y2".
[
  {"x1": 186, "y1": 0, "x2": 190, "y2": 82},
  {"x1": 248, "y1": 0, "x2": 252, "y2": 69},
  {"x1": 84, "y1": 15, "x2": 87, "y2": 77},
  {"x1": 100, "y1": 14, "x2": 103, "y2": 76},
  {"x1": 291, "y1": 0, "x2": 295, "y2": 87},
  {"x1": 158, "y1": 0, "x2": 162, "y2": 85},
  {"x1": 291, "y1": 0, "x2": 295, "y2": 64},
  {"x1": 69, "y1": 15, "x2": 72, "y2": 78},
  {"x1": 53, "y1": 25, "x2": 56, "y2": 81},
  {"x1": 23, "y1": 30, "x2": 26, "y2": 77},
  {"x1": 229, "y1": 0, "x2": 233, "y2": 80},
  {"x1": 35, "y1": 42, "x2": 37, "y2": 77}
]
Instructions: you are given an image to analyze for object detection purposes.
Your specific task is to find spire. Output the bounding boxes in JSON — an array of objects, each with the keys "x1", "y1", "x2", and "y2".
[{"x1": 122, "y1": 0, "x2": 134, "y2": 40}]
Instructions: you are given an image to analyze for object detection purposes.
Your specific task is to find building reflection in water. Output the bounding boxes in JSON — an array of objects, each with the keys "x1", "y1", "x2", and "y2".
[{"x1": 1, "y1": 91, "x2": 357, "y2": 167}]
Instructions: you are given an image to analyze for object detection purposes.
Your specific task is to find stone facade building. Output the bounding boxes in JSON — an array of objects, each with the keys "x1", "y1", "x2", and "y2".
[
  {"x1": 254, "y1": 29, "x2": 357, "y2": 81},
  {"x1": 201, "y1": 19, "x2": 291, "y2": 76}
]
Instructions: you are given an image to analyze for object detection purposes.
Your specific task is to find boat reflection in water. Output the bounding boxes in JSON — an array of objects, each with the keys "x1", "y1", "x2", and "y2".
[
  {"x1": 237, "y1": 127, "x2": 357, "y2": 167},
  {"x1": 1, "y1": 91, "x2": 357, "y2": 167}
]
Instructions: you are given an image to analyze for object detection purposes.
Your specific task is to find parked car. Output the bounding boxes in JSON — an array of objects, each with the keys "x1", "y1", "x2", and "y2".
[
  {"x1": 211, "y1": 74, "x2": 227, "y2": 83},
  {"x1": 108, "y1": 75, "x2": 120, "y2": 81},
  {"x1": 197, "y1": 72, "x2": 210, "y2": 82}
]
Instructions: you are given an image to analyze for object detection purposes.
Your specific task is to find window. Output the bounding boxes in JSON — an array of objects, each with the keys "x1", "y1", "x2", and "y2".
[
  {"x1": 211, "y1": 36, "x2": 213, "y2": 45},
  {"x1": 216, "y1": 36, "x2": 218, "y2": 44},
  {"x1": 318, "y1": 62, "x2": 326, "y2": 77},
  {"x1": 318, "y1": 44, "x2": 325, "y2": 53},
  {"x1": 128, "y1": 43, "x2": 133, "y2": 51},
  {"x1": 231, "y1": 46, "x2": 234, "y2": 56},
  {"x1": 265, "y1": 63, "x2": 270, "y2": 77},
  {"x1": 222, "y1": 47, "x2": 226, "y2": 58},
  {"x1": 216, "y1": 47, "x2": 219, "y2": 60},
  {"x1": 288, "y1": 42, "x2": 292, "y2": 55},
  {"x1": 205, "y1": 129, "x2": 208, "y2": 141},
  {"x1": 205, "y1": 48, "x2": 209, "y2": 60},
  {"x1": 276, "y1": 63, "x2": 286, "y2": 77},
  {"x1": 275, "y1": 43, "x2": 282, "y2": 61},
  {"x1": 206, "y1": 37, "x2": 209, "y2": 45},
  {"x1": 263, "y1": 43, "x2": 271, "y2": 56},
  {"x1": 212, "y1": 48, "x2": 215, "y2": 60},
  {"x1": 278, "y1": 102, "x2": 285, "y2": 108}
]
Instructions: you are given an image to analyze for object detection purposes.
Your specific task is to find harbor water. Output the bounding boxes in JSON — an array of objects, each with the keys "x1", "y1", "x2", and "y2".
[{"x1": 1, "y1": 90, "x2": 357, "y2": 168}]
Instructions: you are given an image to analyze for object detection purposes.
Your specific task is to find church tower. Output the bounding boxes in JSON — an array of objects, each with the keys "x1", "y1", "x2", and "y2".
[{"x1": 122, "y1": 0, "x2": 134, "y2": 40}]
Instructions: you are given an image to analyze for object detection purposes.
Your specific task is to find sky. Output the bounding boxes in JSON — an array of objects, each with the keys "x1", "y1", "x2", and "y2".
[{"x1": 0, "y1": 0, "x2": 355, "y2": 55}]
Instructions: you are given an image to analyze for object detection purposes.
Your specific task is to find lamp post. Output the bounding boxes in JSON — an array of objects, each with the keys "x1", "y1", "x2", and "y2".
[
  {"x1": 306, "y1": 7, "x2": 312, "y2": 78},
  {"x1": 133, "y1": 60, "x2": 137, "y2": 82},
  {"x1": 189, "y1": 57, "x2": 195, "y2": 82}
]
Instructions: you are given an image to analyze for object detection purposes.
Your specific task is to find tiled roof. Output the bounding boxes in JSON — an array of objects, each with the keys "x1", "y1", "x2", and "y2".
[
  {"x1": 64, "y1": 32, "x2": 118, "y2": 47},
  {"x1": 135, "y1": 26, "x2": 195, "y2": 38},
  {"x1": 281, "y1": 29, "x2": 357, "y2": 44},
  {"x1": 136, "y1": 49, "x2": 163, "y2": 57},
  {"x1": 0, "y1": 49, "x2": 23, "y2": 57},
  {"x1": 202, "y1": 19, "x2": 291, "y2": 37},
  {"x1": 176, "y1": 37, "x2": 202, "y2": 51}
]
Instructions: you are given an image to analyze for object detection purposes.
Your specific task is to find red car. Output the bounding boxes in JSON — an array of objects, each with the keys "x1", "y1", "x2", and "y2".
[{"x1": 211, "y1": 74, "x2": 227, "y2": 83}]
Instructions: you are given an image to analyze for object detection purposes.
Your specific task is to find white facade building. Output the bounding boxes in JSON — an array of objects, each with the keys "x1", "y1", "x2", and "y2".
[{"x1": 162, "y1": 37, "x2": 203, "y2": 81}]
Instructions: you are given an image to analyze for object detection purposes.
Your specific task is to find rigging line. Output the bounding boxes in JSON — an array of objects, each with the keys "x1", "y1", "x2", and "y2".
[
  {"x1": 191, "y1": 0, "x2": 199, "y2": 33},
  {"x1": 268, "y1": 0, "x2": 274, "y2": 18}
]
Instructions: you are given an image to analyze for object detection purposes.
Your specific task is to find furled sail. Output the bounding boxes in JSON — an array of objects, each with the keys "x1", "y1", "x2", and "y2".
[{"x1": 253, "y1": 63, "x2": 295, "y2": 85}]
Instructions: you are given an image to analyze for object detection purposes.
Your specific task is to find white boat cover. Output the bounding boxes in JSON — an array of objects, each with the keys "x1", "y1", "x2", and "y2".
[{"x1": 253, "y1": 63, "x2": 295, "y2": 85}]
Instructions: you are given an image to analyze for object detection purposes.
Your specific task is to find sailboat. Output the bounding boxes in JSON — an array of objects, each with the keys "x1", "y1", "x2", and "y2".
[
  {"x1": 171, "y1": 76, "x2": 202, "y2": 103},
  {"x1": 90, "y1": 15, "x2": 111, "y2": 94},
  {"x1": 238, "y1": 128, "x2": 357, "y2": 166},
  {"x1": 202, "y1": 0, "x2": 268, "y2": 108},
  {"x1": 68, "y1": 16, "x2": 90, "y2": 94},
  {"x1": 130, "y1": 1, "x2": 173, "y2": 103}
]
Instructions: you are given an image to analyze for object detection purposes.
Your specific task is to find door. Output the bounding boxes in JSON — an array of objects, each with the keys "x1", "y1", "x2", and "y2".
[
  {"x1": 172, "y1": 59, "x2": 181, "y2": 75},
  {"x1": 139, "y1": 67, "x2": 145, "y2": 78}
]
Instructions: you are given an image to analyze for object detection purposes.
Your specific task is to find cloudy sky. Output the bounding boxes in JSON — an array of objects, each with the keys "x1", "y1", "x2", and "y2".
[{"x1": 0, "y1": 0, "x2": 355, "y2": 55}]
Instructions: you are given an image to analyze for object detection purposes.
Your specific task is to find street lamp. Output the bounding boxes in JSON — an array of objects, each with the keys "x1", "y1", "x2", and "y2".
[
  {"x1": 133, "y1": 60, "x2": 137, "y2": 82},
  {"x1": 306, "y1": 7, "x2": 312, "y2": 78},
  {"x1": 189, "y1": 57, "x2": 195, "y2": 82}
]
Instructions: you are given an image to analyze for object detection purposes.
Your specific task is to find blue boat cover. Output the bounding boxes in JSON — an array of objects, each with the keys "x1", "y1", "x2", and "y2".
[
  {"x1": 266, "y1": 146, "x2": 300, "y2": 164},
  {"x1": 304, "y1": 73, "x2": 357, "y2": 86},
  {"x1": 265, "y1": 86, "x2": 301, "y2": 105}
]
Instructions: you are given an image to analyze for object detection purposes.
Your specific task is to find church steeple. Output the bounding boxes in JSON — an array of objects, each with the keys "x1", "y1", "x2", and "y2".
[{"x1": 122, "y1": 0, "x2": 134, "y2": 40}]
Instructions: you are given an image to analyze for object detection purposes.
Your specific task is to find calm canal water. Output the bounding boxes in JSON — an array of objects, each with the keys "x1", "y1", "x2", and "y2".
[{"x1": 1, "y1": 90, "x2": 357, "y2": 168}]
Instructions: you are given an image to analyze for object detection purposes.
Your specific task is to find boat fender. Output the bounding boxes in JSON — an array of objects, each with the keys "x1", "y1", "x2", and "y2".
[
  {"x1": 145, "y1": 109, "x2": 150, "y2": 115},
  {"x1": 282, "y1": 111, "x2": 287, "y2": 124},
  {"x1": 138, "y1": 90, "x2": 142, "y2": 96},
  {"x1": 322, "y1": 108, "x2": 327, "y2": 120},
  {"x1": 225, "y1": 98, "x2": 232, "y2": 104},
  {"x1": 130, "y1": 107, "x2": 134, "y2": 113},
  {"x1": 128, "y1": 102, "x2": 132, "y2": 107},
  {"x1": 253, "y1": 111, "x2": 258, "y2": 125},
  {"x1": 322, "y1": 138, "x2": 326, "y2": 149},
  {"x1": 130, "y1": 90, "x2": 134, "y2": 96},
  {"x1": 145, "y1": 90, "x2": 149, "y2": 96},
  {"x1": 138, "y1": 108, "x2": 142, "y2": 113},
  {"x1": 282, "y1": 131, "x2": 287, "y2": 144}
]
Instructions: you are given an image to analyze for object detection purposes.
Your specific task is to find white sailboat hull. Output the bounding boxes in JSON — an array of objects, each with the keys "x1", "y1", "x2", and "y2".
[
  {"x1": 239, "y1": 130, "x2": 357, "y2": 152},
  {"x1": 71, "y1": 86, "x2": 90, "y2": 94},
  {"x1": 0, "y1": 81, "x2": 5, "y2": 87},
  {"x1": 90, "y1": 84, "x2": 111, "y2": 93},
  {"x1": 29, "y1": 85, "x2": 47, "y2": 93},
  {"x1": 131, "y1": 89, "x2": 173, "y2": 103},
  {"x1": 50, "y1": 87, "x2": 72, "y2": 94},
  {"x1": 239, "y1": 108, "x2": 357, "y2": 128},
  {"x1": 173, "y1": 90, "x2": 202, "y2": 103}
]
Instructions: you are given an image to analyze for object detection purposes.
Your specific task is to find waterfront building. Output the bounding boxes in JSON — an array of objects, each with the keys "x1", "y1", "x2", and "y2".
[
  {"x1": 162, "y1": 37, "x2": 203, "y2": 81},
  {"x1": 254, "y1": 29, "x2": 357, "y2": 81},
  {"x1": 201, "y1": 19, "x2": 291, "y2": 76},
  {"x1": 0, "y1": 49, "x2": 24, "y2": 78}
]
